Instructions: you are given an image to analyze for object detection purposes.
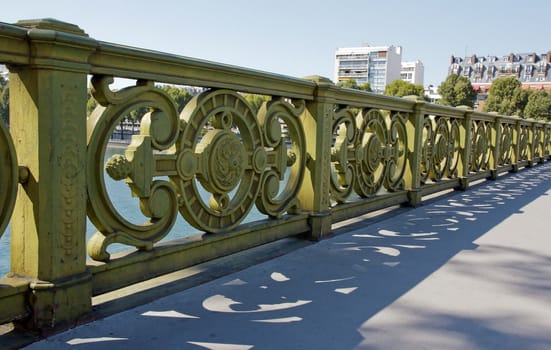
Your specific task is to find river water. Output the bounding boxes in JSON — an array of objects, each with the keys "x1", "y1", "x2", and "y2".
[{"x1": 0, "y1": 147, "x2": 266, "y2": 277}]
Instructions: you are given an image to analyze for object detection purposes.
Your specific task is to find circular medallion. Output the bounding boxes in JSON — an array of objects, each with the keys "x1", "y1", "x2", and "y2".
[{"x1": 206, "y1": 131, "x2": 245, "y2": 193}]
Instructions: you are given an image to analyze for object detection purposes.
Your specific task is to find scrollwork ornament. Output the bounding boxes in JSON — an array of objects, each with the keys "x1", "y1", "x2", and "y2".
[
  {"x1": 430, "y1": 117, "x2": 450, "y2": 181},
  {"x1": 354, "y1": 109, "x2": 406, "y2": 196},
  {"x1": 447, "y1": 119, "x2": 461, "y2": 176},
  {"x1": 355, "y1": 109, "x2": 386, "y2": 196},
  {"x1": 330, "y1": 106, "x2": 357, "y2": 203},
  {"x1": 421, "y1": 116, "x2": 460, "y2": 182},
  {"x1": 0, "y1": 118, "x2": 18, "y2": 238},
  {"x1": 86, "y1": 76, "x2": 180, "y2": 261},
  {"x1": 500, "y1": 123, "x2": 514, "y2": 165},
  {"x1": 173, "y1": 89, "x2": 263, "y2": 233},
  {"x1": 256, "y1": 98, "x2": 306, "y2": 216},
  {"x1": 519, "y1": 125, "x2": 530, "y2": 161},
  {"x1": 471, "y1": 120, "x2": 491, "y2": 171},
  {"x1": 544, "y1": 128, "x2": 551, "y2": 157},
  {"x1": 533, "y1": 125, "x2": 542, "y2": 158},
  {"x1": 385, "y1": 112, "x2": 407, "y2": 190},
  {"x1": 419, "y1": 117, "x2": 434, "y2": 183}
]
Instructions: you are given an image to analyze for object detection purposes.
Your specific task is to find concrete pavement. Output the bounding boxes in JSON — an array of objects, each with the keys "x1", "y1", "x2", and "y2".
[{"x1": 23, "y1": 163, "x2": 551, "y2": 350}]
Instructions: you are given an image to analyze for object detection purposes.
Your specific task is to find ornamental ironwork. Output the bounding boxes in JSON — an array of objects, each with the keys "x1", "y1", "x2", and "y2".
[{"x1": 86, "y1": 77, "x2": 306, "y2": 260}]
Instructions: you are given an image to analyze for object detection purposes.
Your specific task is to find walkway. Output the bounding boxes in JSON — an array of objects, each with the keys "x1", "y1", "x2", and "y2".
[{"x1": 24, "y1": 163, "x2": 551, "y2": 350}]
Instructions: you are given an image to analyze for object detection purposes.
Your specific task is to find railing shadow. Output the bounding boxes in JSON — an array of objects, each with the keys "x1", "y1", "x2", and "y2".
[{"x1": 26, "y1": 163, "x2": 551, "y2": 350}]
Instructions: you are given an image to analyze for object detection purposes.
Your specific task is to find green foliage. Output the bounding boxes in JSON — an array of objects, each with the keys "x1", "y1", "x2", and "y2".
[
  {"x1": 524, "y1": 89, "x2": 551, "y2": 120},
  {"x1": 0, "y1": 76, "x2": 8, "y2": 125},
  {"x1": 337, "y1": 79, "x2": 372, "y2": 92},
  {"x1": 483, "y1": 76, "x2": 529, "y2": 117},
  {"x1": 158, "y1": 84, "x2": 193, "y2": 113},
  {"x1": 86, "y1": 89, "x2": 97, "y2": 116},
  {"x1": 437, "y1": 74, "x2": 477, "y2": 107},
  {"x1": 243, "y1": 94, "x2": 271, "y2": 112},
  {"x1": 383, "y1": 79, "x2": 424, "y2": 97},
  {"x1": 86, "y1": 84, "x2": 194, "y2": 119}
]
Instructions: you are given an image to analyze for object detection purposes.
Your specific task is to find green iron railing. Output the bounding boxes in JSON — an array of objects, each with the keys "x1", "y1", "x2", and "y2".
[{"x1": 0, "y1": 19, "x2": 550, "y2": 333}]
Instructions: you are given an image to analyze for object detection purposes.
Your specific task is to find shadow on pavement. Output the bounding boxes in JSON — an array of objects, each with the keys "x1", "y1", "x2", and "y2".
[{"x1": 26, "y1": 163, "x2": 551, "y2": 350}]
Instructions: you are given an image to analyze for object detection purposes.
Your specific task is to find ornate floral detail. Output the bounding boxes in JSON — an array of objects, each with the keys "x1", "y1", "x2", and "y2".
[
  {"x1": 420, "y1": 116, "x2": 461, "y2": 182},
  {"x1": 499, "y1": 122, "x2": 514, "y2": 165},
  {"x1": 255, "y1": 98, "x2": 306, "y2": 217},
  {"x1": 470, "y1": 120, "x2": 491, "y2": 171},
  {"x1": 105, "y1": 154, "x2": 131, "y2": 180},
  {"x1": 60, "y1": 88, "x2": 84, "y2": 257},
  {"x1": 544, "y1": 127, "x2": 551, "y2": 157},
  {"x1": 87, "y1": 81, "x2": 308, "y2": 254},
  {"x1": 533, "y1": 125, "x2": 543, "y2": 158},
  {"x1": 419, "y1": 117, "x2": 433, "y2": 183},
  {"x1": 518, "y1": 124, "x2": 530, "y2": 161},
  {"x1": 353, "y1": 109, "x2": 407, "y2": 196},
  {"x1": 206, "y1": 131, "x2": 245, "y2": 192},
  {"x1": 329, "y1": 106, "x2": 356, "y2": 203},
  {"x1": 173, "y1": 89, "x2": 263, "y2": 233},
  {"x1": 86, "y1": 76, "x2": 179, "y2": 261}
]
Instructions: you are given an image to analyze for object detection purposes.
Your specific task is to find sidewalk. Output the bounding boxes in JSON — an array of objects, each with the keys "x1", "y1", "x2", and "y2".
[{"x1": 24, "y1": 163, "x2": 551, "y2": 350}]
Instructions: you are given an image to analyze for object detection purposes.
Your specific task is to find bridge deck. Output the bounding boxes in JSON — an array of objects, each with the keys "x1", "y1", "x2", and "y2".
[{"x1": 25, "y1": 163, "x2": 551, "y2": 350}]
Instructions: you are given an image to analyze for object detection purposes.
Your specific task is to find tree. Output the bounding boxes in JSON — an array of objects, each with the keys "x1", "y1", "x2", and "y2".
[
  {"x1": 483, "y1": 76, "x2": 529, "y2": 117},
  {"x1": 524, "y1": 89, "x2": 551, "y2": 120},
  {"x1": 243, "y1": 94, "x2": 271, "y2": 113},
  {"x1": 86, "y1": 84, "x2": 193, "y2": 119},
  {"x1": 86, "y1": 88, "x2": 97, "y2": 116},
  {"x1": 437, "y1": 74, "x2": 477, "y2": 107},
  {"x1": 337, "y1": 79, "x2": 372, "y2": 92},
  {"x1": 0, "y1": 76, "x2": 8, "y2": 125},
  {"x1": 0, "y1": 76, "x2": 10, "y2": 124},
  {"x1": 384, "y1": 79, "x2": 424, "y2": 98},
  {"x1": 158, "y1": 84, "x2": 193, "y2": 113}
]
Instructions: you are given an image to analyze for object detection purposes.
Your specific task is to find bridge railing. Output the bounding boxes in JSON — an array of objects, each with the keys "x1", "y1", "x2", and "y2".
[{"x1": 1, "y1": 19, "x2": 550, "y2": 333}]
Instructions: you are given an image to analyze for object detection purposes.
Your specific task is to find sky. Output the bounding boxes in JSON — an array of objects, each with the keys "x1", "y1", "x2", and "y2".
[{"x1": 4, "y1": 0, "x2": 551, "y2": 88}]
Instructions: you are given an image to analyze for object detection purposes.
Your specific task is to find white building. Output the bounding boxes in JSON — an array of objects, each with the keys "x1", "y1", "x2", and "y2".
[
  {"x1": 0, "y1": 65, "x2": 7, "y2": 80},
  {"x1": 334, "y1": 45, "x2": 402, "y2": 93},
  {"x1": 401, "y1": 60, "x2": 424, "y2": 86},
  {"x1": 424, "y1": 85, "x2": 441, "y2": 103}
]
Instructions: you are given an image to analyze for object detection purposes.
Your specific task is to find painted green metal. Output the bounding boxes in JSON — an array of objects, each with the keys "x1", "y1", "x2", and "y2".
[{"x1": 0, "y1": 18, "x2": 550, "y2": 336}]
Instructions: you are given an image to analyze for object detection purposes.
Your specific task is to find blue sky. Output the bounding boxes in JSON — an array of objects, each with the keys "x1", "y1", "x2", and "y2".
[{"x1": 4, "y1": 0, "x2": 551, "y2": 88}]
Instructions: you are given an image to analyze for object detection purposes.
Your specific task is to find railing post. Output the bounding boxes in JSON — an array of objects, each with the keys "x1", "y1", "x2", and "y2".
[
  {"x1": 542, "y1": 123, "x2": 551, "y2": 162},
  {"x1": 457, "y1": 107, "x2": 473, "y2": 190},
  {"x1": 512, "y1": 119, "x2": 521, "y2": 172},
  {"x1": 403, "y1": 96, "x2": 424, "y2": 206},
  {"x1": 489, "y1": 116, "x2": 502, "y2": 180},
  {"x1": 9, "y1": 19, "x2": 95, "y2": 331},
  {"x1": 299, "y1": 76, "x2": 335, "y2": 240},
  {"x1": 528, "y1": 121, "x2": 535, "y2": 167},
  {"x1": 534, "y1": 121, "x2": 545, "y2": 164}
]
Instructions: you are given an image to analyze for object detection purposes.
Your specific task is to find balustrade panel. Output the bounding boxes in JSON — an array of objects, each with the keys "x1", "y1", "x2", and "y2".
[
  {"x1": 498, "y1": 120, "x2": 516, "y2": 166},
  {"x1": 419, "y1": 115, "x2": 462, "y2": 183},
  {"x1": 86, "y1": 76, "x2": 309, "y2": 260},
  {"x1": 328, "y1": 104, "x2": 409, "y2": 204}
]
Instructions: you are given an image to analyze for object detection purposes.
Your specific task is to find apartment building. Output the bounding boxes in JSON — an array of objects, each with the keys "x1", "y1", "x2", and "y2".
[
  {"x1": 334, "y1": 45, "x2": 403, "y2": 93},
  {"x1": 449, "y1": 52, "x2": 551, "y2": 92}
]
